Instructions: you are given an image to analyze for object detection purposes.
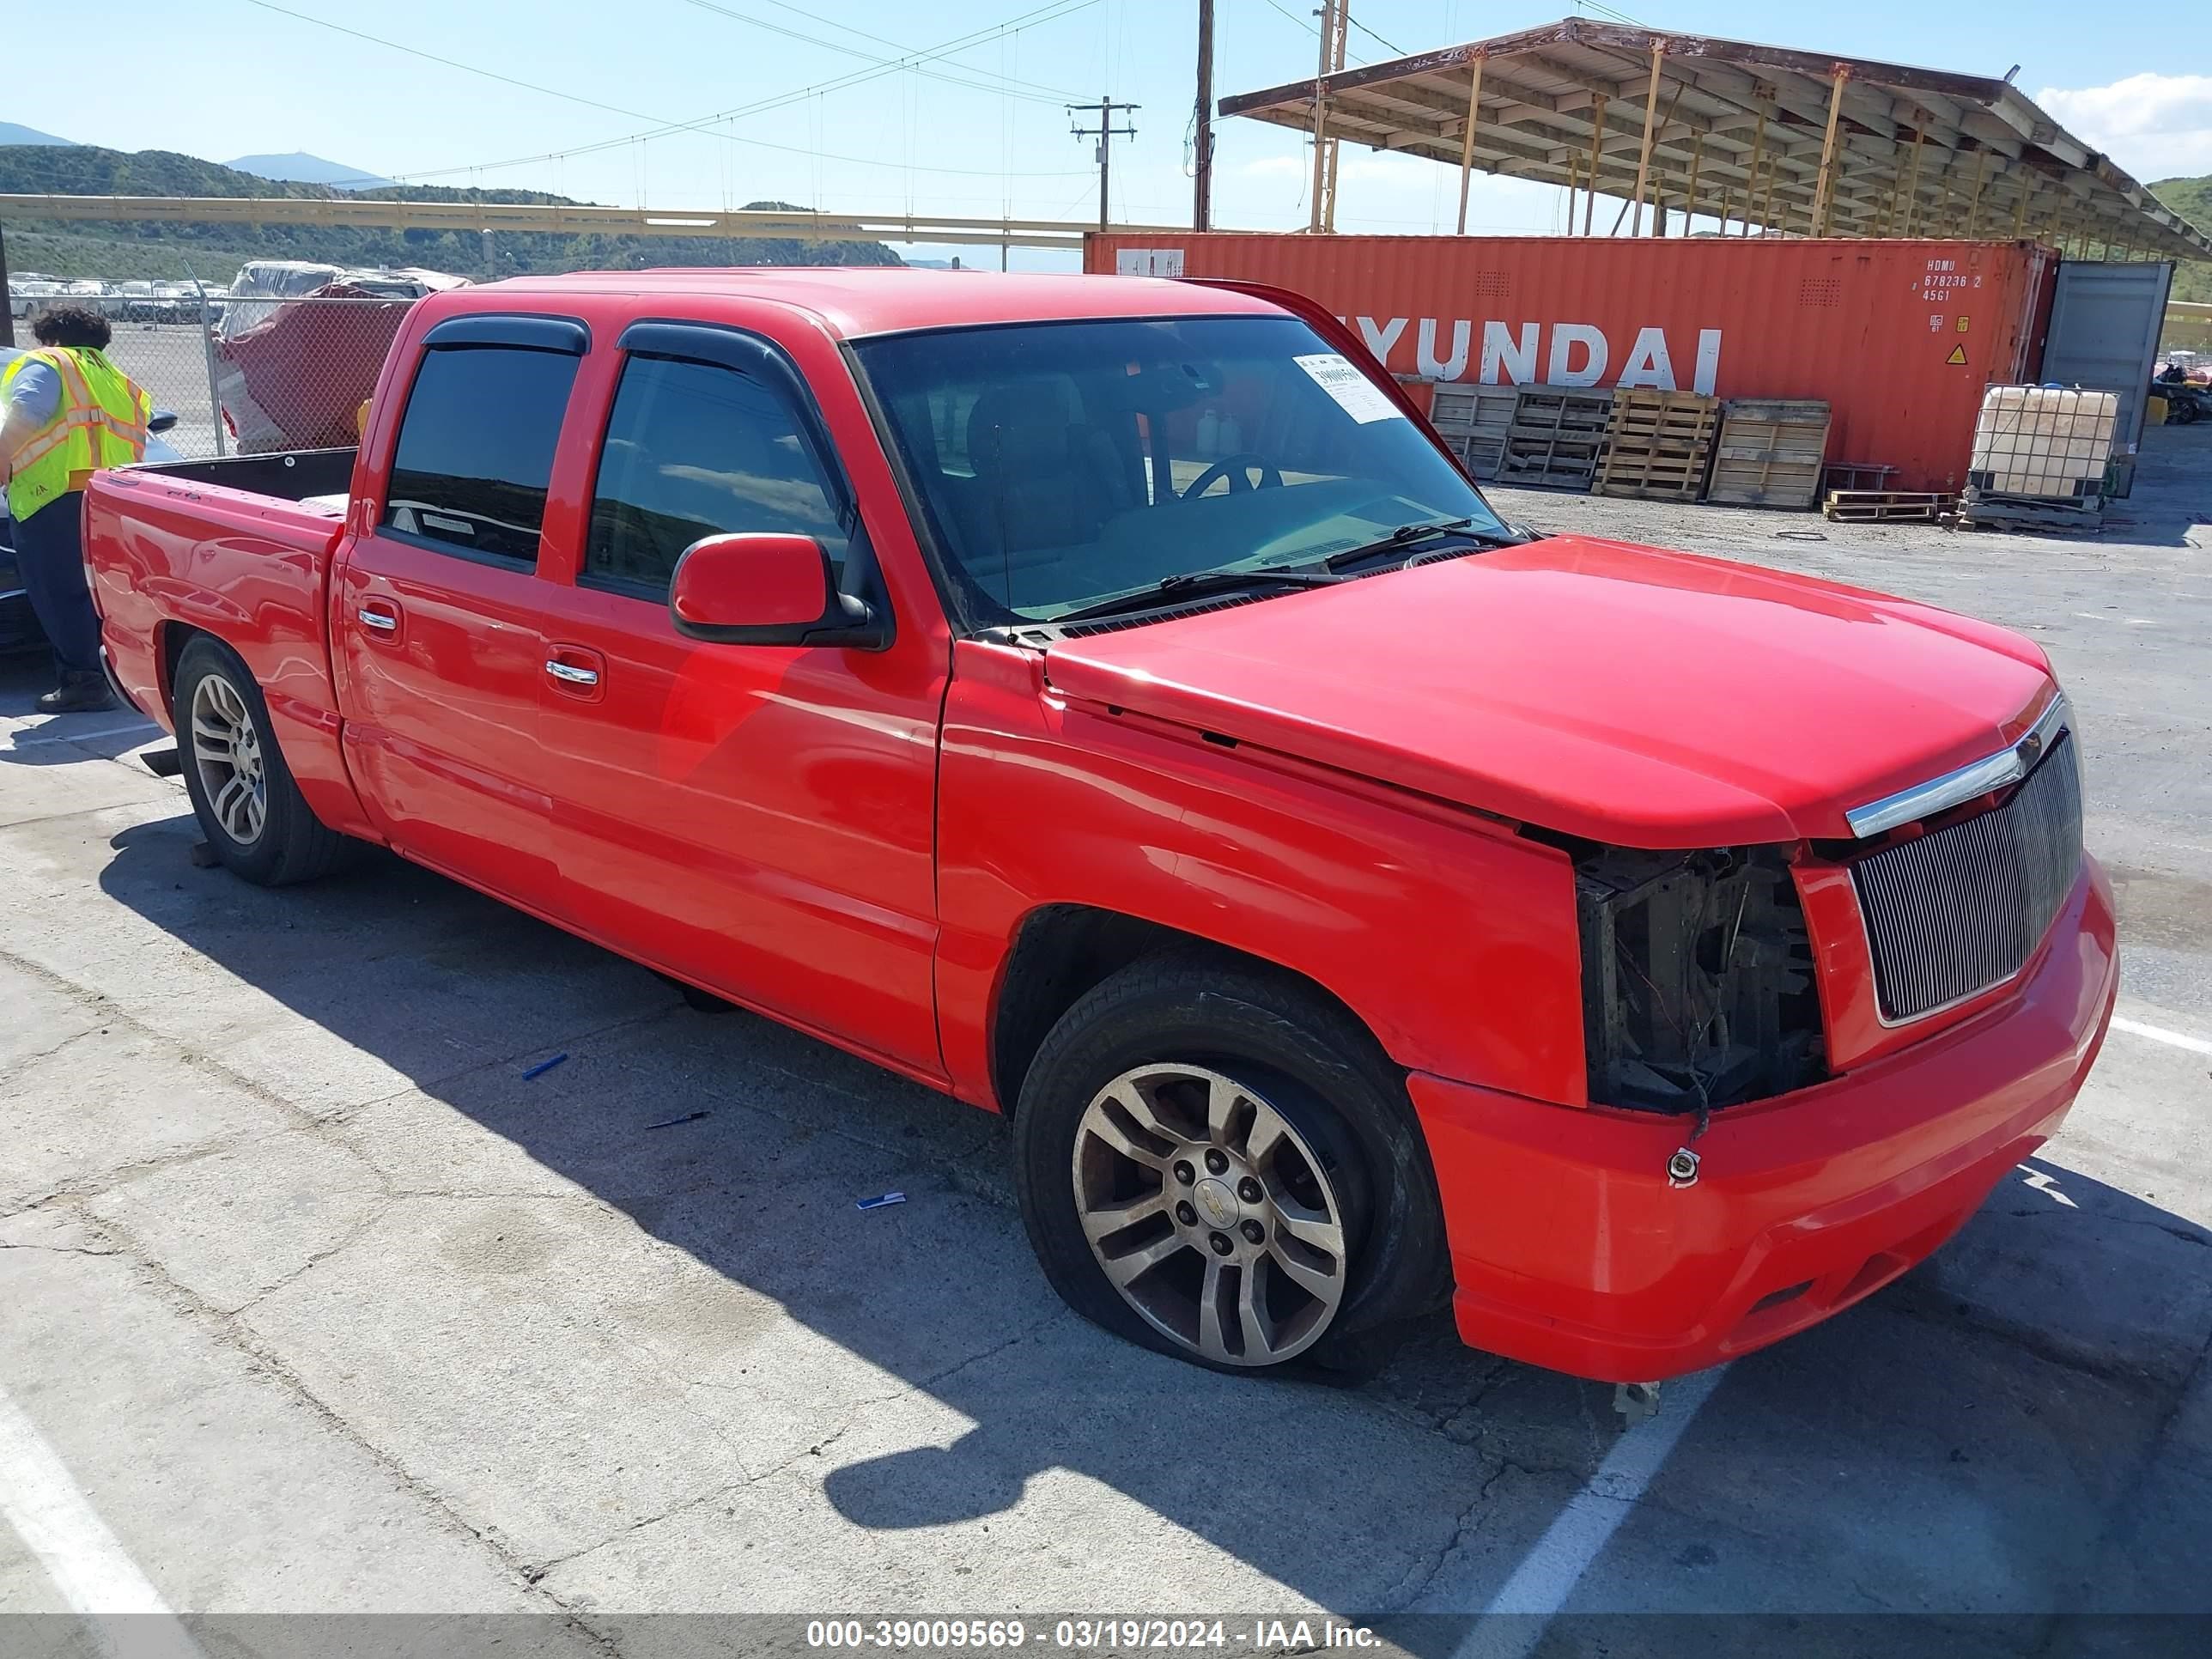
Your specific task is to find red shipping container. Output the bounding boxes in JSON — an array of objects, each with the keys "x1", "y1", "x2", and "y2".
[{"x1": 1086, "y1": 234, "x2": 2058, "y2": 495}]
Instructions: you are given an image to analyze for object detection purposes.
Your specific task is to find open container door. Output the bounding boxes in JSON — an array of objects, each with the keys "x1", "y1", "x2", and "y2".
[{"x1": 2039, "y1": 259, "x2": 2176, "y2": 497}]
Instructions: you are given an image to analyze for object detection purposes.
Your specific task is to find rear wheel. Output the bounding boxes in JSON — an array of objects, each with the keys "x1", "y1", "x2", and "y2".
[
  {"x1": 173, "y1": 635, "x2": 348, "y2": 886},
  {"x1": 1013, "y1": 954, "x2": 1449, "y2": 1373}
]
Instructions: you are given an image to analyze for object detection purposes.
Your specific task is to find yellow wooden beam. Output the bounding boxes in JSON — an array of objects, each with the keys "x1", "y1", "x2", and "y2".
[
  {"x1": 1583, "y1": 93, "x2": 1607, "y2": 235},
  {"x1": 1456, "y1": 52, "x2": 1487, "y2": 235},
  {"x1": 1631, "y1": 44, "x2": 1665, "y2": 235},
  {"x1": 1811, "y1": 64, "x2": 1850, "y2": 235},
  {"x1": 0, "y1": 192, "x2": 1188, "y2": 249},
  {"x1": 1899, "y1": 115, "x2": 1926, "y2": 237}
]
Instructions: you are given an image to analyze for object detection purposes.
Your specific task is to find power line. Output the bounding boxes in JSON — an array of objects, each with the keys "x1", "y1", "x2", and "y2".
[
  {"x1": 679, "y1": 0, "x2": 1081, "y2": 106},
  {"x1": 727, "y1": 0, "x2": 1079, "y2": 100},
  {"x1": 236, "y1": 0, "x2": 648, "y2": 130},
  {"x1": 231, "y1": 0, "x2": 1099, "y2": 185},
  {"x1": 1256, "y1": 0, "x2": 1378, "y2": 67},
  {"x1": 1342, "y1": 10, "x2": 1405, "y2": 56},
  {"x1": 1572, "y1": 0, "x2": 1653, "y2": 27},
  {"x1": 397, "y1": 0, "x2": 1103, "y2": 181}
]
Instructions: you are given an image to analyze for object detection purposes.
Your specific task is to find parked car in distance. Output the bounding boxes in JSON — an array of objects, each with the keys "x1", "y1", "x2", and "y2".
[
  {"x1": 153, "y1": 280, "x2": 207, "y2": 324},
  {"x1": 8, "y1": 278, "x2": 64, "y2": 319},
  {"x1": 81, "y1": 270, "x2": 2117, "y2": 1384}
]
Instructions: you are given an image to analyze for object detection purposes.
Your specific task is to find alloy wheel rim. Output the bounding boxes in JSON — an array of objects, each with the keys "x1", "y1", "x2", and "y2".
[
  {"x1": 189, "y1": 674, "x2": 267, "y2": 847},
  {"x1": 1072, "y1": 1063, "x2": 1349, "y2": 1367}
]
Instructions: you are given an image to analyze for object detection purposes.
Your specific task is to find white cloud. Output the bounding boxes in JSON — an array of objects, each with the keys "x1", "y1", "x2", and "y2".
[{"x1": 2039, "y1": 72, "x2": 2212, "y2": 179}]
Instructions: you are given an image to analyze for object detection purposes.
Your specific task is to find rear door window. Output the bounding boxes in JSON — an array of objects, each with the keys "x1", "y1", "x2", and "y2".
[
  {"x1": 584, "y1": 354, "x2": 848, "y2": 597},
  {"x1": 383, "y1": 345, "x2": 580, "y2": 564}
]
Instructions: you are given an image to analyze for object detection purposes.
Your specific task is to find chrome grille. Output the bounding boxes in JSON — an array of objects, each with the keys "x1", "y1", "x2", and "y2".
[{"x1": 1852, "y1": 733, "x2": 2083, "y2": 1022}]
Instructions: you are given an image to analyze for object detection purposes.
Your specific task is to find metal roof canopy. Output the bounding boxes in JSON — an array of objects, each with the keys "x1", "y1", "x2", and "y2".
[{"x1": 1218, "y1": 17, "x2": 2212, "y2": 260}]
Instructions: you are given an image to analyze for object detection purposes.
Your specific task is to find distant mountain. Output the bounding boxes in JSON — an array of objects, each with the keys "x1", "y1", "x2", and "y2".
[
  {"x1": 0, "y1": 145, "x2": 902, "y2": 281},
  {"x1": 227, "y1": 151, "x2": 396, "y2": 191},
  {"x1": 1, "y1": 121, "x2": 76, "y2": 147}
]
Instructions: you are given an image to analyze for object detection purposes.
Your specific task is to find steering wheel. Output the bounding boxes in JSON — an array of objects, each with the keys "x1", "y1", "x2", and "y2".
[{"x1": 1182, "y1": 452, "x2": 1283, "y2": 499}]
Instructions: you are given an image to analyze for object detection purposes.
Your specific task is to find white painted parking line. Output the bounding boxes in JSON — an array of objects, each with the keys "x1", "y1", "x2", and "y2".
[
  {"x1": 0, "y1": 1381, "x2": 205, "y2": 1658},
  {"x1": 1453, "y1": 1365, "x2": 1729, "y2": 1656},
  {"x1": 2112, "y1": 1016, "x2": 2212, "y2": 1056}
]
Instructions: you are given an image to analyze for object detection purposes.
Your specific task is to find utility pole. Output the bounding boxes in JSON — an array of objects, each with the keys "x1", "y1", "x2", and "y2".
[
  {"x1": 1193, "y1": 0, "x2": 1215, "y2": 231},
  {"x1": 1308, "y1": 0, "x2": 1338, "y2": 232},
  {"x1": 0, "y1": 216, "x2": 14, "y2": 347},
  {"x1": 1309, "y1": 0, "x2": 1345, "y2": 231},
  {"x1": 1070, "y1": 97, "x2": 1139, "y2": 233}
]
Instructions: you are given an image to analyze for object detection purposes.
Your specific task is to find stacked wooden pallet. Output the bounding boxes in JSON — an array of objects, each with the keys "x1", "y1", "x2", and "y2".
[
  {"x1": 1821, "y1": 462, "x2": 1898, "y2": 495},
  {"x1": 1823, "y1": 489, "x2": 1951, "y2": 523},
  {"x1": 1708, "y1": 399, "x2": 1832, "y2": 508},
  {"x1": 1500, "y1": 385, "x2": 1613, "y2": 490},
  {"x1": 1593, "y1": 389, "x2": 1719, "y2": 502},
  {"x1": 1428, "y1": 383, "x2": 1519, "y2": 480},
  {"x1": 1953, "y1": 489, "x2": 2105, "y2": 535}
]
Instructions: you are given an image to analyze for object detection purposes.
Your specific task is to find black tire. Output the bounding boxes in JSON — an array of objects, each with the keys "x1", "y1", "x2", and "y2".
[
  {"x1": 2173, "y1": 398, "x2": 2201, "y2": 426},
  {"x1": 1012, "y1": 951, "x2": 1450, "y2": 1375},
  {"x1": 657, "y1": 971, "x2": 736, "y2": 1013},
  {"x1": 173, "y1": 635, "x2": 349, "y2": 886}
]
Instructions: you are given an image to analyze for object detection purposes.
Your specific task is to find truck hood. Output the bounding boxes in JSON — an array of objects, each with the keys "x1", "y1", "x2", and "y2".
[{"x1": 1041, "y1": 535, "x2": 2056, "y2": 848}]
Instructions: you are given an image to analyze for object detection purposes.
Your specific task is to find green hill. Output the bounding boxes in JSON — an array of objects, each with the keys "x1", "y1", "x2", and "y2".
[
  {"x1": 0, "y1": 145, "x2": 900, "y2": 281},
  {"x1": 2150, "y1": 174, "x2": 2210, "y2": 306}
]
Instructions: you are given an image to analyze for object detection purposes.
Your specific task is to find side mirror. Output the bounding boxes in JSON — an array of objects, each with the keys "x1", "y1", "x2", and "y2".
[
  {"x1": 148, "y1": 408, "x2": 179, "y2": 434},
  {"x1": 668, "y1": 532, "x2": 888, "y2": 649}
]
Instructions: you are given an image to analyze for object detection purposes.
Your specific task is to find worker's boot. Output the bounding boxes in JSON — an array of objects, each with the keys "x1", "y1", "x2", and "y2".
[{"x1": 35, "y1": 673, "x2": 117, "y2": 715}]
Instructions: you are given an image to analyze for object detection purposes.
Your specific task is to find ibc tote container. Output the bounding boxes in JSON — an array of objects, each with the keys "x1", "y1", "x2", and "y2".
[
  {"x1": 1969, "y1": 386, "x2": 2118, "y2": 498},
  {"x1": 1087, "y1": 234, "x2": 2058, "y2": 495}
]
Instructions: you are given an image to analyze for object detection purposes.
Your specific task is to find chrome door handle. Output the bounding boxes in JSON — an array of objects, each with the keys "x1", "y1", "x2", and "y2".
[
  {"x1": 357, "y1": 607, "x2": 398, "y2": 632},
  {"x1": 545, "y1": 660, "x2": 600, "y2": 687}
]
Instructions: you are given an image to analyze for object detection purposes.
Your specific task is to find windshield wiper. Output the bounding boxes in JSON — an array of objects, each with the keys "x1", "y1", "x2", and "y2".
[
  {"x1": 1320, "y1": 516, "x2": 1520, "y2": 573},
  {"x1": 1049, "y1": 565, "x2": 1341, "y2": 624}
]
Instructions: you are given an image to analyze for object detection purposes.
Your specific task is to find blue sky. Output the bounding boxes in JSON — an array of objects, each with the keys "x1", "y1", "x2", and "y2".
[{"x1": 10, "y1": 0, "x2": 2209, "y2": 262}]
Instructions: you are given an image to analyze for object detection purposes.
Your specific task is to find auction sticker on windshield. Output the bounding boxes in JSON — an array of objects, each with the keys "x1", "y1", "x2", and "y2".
[{"x1": 1294, "y1": 353, "x2": 1405, "y2": 424}]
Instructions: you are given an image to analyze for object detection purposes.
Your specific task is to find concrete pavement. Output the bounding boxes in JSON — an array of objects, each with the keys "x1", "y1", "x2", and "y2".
[{"x1": 2, "y1": 422, "x2": 2209, "y2": 1658}]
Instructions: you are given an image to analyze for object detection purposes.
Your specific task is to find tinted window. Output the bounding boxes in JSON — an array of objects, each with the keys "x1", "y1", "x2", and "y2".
[
  {"x1": 383, "y1": 345, "x2": 580, "y2": 563},
  {"x1": 586, "y1": 355, "x2": 847, "y2": 594},
  {"x1": 853, "y1": 315, "x2": 1502, "y2": 623}
]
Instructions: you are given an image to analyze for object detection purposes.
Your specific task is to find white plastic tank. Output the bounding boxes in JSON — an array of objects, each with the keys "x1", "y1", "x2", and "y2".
[{"x1": 1969, "y1": 386, "x2": 2118, "y2": 500}]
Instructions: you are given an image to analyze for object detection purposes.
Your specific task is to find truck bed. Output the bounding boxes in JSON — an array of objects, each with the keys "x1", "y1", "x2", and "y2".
[
  {"x1": 83, "y1": 449, "x2": 362, "y2": 833},
  {"x1": 130, "y1": 447, "x2": 358, "y2": 507}
]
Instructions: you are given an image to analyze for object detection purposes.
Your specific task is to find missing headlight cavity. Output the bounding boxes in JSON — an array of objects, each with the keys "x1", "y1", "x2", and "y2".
[{"x1": 1573, "y1": 844, "x2": 1827, "y2": 1115}]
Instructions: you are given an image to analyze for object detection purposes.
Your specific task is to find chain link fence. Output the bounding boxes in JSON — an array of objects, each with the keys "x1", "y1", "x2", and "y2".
[{"x1": 17, "y1": 291, "x2": 414, "y2": 460}]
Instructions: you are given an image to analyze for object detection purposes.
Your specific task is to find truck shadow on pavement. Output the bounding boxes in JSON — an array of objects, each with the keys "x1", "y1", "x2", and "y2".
[
  {"x1": 0, "y1": 706, "x2": 162, "y2": 767},
  {"x1": 86, "y1": 809, "x2": 2212, "y2": 1646}
]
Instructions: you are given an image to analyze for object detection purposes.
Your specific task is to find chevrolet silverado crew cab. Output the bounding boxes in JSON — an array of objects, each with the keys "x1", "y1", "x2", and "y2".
[{"x1": 82, "y1": 270, "x2": 2116, "y2": 1384}]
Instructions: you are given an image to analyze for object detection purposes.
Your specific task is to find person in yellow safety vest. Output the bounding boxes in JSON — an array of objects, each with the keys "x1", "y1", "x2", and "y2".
[{"x1": 0, "y1": 304, "x2": 153, "y2": 713}]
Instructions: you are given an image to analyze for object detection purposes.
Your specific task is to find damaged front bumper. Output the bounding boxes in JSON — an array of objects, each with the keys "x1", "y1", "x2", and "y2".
[{"x1": 1407, "y1": 857, "x2": 2117, "y2": 1383}]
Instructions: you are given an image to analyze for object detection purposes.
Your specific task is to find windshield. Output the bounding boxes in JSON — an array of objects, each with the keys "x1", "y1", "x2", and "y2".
[{"x1": 854, "y1": 314, "x2": 1506, "y2": 624}]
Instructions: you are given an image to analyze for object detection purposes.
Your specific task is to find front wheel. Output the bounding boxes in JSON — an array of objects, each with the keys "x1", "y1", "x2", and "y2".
[
  {"x1": 173, "y1": 635, "x2": 349, "y2": 886},
  {"x1": 1012, "y1": 955, "x2": 1449, "y2": 1373}
]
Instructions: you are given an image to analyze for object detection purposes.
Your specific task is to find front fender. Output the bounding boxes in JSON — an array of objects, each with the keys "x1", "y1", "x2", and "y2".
[{"x1": 933, "y1": 640, "x2": 1585, "y2": 1109}]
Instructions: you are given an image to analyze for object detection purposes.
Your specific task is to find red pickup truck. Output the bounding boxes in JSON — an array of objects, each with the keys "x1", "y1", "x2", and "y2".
[{"x1": 83, "y1": 270, "x2": 2115, "y2": 1385}]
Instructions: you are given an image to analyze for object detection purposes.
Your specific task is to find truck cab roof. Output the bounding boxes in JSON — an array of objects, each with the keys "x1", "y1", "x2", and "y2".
[{"x1": 432, "y1": 267, "x2": 1283, "y2": 342}]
